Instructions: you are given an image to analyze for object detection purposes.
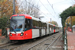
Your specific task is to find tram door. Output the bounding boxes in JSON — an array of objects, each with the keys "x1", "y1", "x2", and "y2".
[
  {"x1": 24, "y1": 19, "x2": 32, "y2": 31},
  {"x1": 24, "y1": 19, "x2": 32, "y2": 39}
]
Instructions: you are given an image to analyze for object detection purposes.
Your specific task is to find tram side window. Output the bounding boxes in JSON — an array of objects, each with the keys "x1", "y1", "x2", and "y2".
[
  {"x1": 32, "y1": 20, "x2": 39, "y2": 29},
  {"x1": 24, "y1": 19, "x2": 32, "y2": 31},
  {"x1": 44, "y1": 23, "x2": 47, "y2": 29},
  {"x1": 44, "y1": 23, "x2": 46, "y2": 28},
  {"x1": 54, "y1": 26, "x2": 55, "y2": 29},
  {"x1": 32, "y1": 20, "x2": 36, "y2": 28},
  {"x1": 42, "y1": 23, "x2": 44, "y2": 28}
]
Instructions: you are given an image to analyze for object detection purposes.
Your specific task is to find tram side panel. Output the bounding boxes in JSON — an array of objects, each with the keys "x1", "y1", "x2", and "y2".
[
  {"x1": 23, "y1": 29, "x2": 32, "y2": 40},
  {"x1": 41, "y1": 23, "x2": 47, "y2": 36},
  {"x1": 47, "y1": 24, "x2": 49, "y2": 35},
  {"x1": 55, "y1": 27, "x2": 58, "y2": 32},
  {"x1": 32, "y1": 20, "x2": 41, "y2": 38},
  {"x1": 50, "y1": 25, "x2": 53, "y2": 33},
  {"x1": 55, "y1": 27, "x2": 57, "y2": 32},
  {"x1": 41, "y1": 29, "x2": 45, "y2": 36},
  {"x1": 51, "y1": 26, "x2": 54, "y2": 33},
  {"x1": 32, "y1": 29, "x2": 39, "y2": 38}
]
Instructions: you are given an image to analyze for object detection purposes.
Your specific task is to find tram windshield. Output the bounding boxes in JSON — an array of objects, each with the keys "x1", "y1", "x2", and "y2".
[{"x1": 10, "y1": 16, "x2": 25, "y2": 32}]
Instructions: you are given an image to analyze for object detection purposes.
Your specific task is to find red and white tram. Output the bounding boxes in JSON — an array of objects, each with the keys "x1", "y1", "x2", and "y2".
[{"x1": 9, "y1": 14, "x2": 59, "y2": 40}]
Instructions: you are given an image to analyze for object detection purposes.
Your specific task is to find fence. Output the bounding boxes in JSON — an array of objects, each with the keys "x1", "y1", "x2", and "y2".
[{"x1": 64, "y1": 29, "x2": 68, "y2": 50}]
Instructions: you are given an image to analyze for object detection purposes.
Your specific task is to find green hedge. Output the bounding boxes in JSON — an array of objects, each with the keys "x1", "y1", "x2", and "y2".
[{"x1": 0, "y1": 17, "x2": 9, "y2": 36}]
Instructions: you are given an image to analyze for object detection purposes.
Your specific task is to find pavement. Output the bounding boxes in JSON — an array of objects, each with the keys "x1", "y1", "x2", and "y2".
[
  {"x1": 0, "y1": 36, "x2": 9, "y2": 45},
  {"x1": 67, "y1": 31, "x2": 75, "y2": 50}
]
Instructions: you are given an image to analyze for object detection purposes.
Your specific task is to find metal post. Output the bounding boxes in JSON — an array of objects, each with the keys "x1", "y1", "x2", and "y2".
[
  {"x1": 71, "y1": 16, "x2": 72, "y2": 32},
  {"x1": 39, "y1": 18, "x2": 40, "y2": 27},
  {"x1": 13, "y1": 0, "x2": 15, "y2": 15},
  {"x1": 50, "y1": 18, "x2": 51, "y2": 23},
  {"x1": 50, "y1": 18, "x2": 51, "y2": 33},
  {"x1": 39, "y1": 18, "x2": 41, "y2": 37},
  {"x1": 66, "y1": 20, "x2": 68, "y2": 29},
  {"x1": 64, "y1": 28, "x2": 68, "y2": 50}
]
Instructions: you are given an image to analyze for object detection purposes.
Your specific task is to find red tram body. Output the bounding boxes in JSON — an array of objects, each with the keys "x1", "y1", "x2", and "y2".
[{"x1": 8, "y1": 14, "x2": 60, "y2": 40}]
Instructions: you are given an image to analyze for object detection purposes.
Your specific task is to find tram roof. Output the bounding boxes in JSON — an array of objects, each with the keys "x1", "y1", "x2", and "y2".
[
  {"x1": 72, "y1": 25, "x2": 75, "y2": 27},
  {"x1": 31, "y1": 16, "x2": 58, "y2": 26},
  {"x1": 10, "y1": 14, "x2": 32, "y2": 19},
  {"x1": 10, "y1": 14, "x2": 59, "y2": 27}
]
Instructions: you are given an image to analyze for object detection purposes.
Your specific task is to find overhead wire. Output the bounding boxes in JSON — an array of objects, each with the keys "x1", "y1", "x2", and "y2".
[
  {"x1": 52, "y1": 0, "x2": 72, "y2": 5},
  {"x1": 24, "y1": 0, "x2": 50, "y2": 20},
  {"x1": 47, "y1": 0, "x2": 62, "y2": 18},
  {"x1": 47, "y1": 0, "x2": 56, "y2": 14},
  {"x1": 46, "y1": 0, "x2": 63, "y2": 23},
  {"x1": 70, "y1": 0, "x2": 75, "y2": 4},
  {"x1": 52, "y1": 0, "x2": 67, "y2": 5},
  {"x1": 39, "y1": 0, "x2": 55, "y2": 17}
]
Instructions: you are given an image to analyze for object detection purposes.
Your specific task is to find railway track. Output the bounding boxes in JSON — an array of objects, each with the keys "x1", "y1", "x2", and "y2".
[
  {"x1": 44, "y1": 34, "x2": 61, "y2": 50},
  {"x1": 13, "y1": 32, "x2": 61, "y2": 50},
  {"x1": 0, "y1": 40, "x2": 30, "y2": 50},
  {"x1": 28, "y1": 33, "x2": 61, "y2": 50},
  {"x1": 0, "y1": 43, "x2": 13, "y2": 48},
  {"x1": 0, "y1": 32, "x2": 61, "y2": 50}
]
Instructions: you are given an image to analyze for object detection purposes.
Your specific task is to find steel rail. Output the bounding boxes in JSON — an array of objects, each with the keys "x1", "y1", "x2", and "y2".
[
  {"x1": 0, "y1": 43, "x2": 14, "y2": 48},
  {"x1": 45, "y1": 34, "x2": 61, "y2": 50},
  {"x1": 27, "y1": 34, "x2": 57, "y2": 50}
]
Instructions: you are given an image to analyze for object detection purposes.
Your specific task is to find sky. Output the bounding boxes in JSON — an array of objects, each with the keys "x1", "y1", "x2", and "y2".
[
  {"x1": 33, "y1": 0, "x2": 75, "y2": 27},
  {"x1": 19, "y1": 0, "x2": 75, "y2": 27}
]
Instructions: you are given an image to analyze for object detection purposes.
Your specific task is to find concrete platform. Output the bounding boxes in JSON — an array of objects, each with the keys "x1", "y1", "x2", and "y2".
[{"x1": 67, "y1": 31, "x2": 75, "y2": 50}]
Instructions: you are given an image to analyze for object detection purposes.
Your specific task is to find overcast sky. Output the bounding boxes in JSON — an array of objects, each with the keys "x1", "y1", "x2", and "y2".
[
  {"x1": 20, "y1": 0, "x2": 75, "y2": 27},
  {"x1": 33, "y1": 0, "x2": 75, "y2": 27}
]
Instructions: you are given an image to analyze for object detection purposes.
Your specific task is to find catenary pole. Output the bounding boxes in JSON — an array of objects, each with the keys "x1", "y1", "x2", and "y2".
[{"x1": 13, "y1": 0, "x2": 15, "y2": 15}]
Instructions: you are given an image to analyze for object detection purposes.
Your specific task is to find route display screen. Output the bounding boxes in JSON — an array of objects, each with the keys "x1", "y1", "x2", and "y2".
[{"x1": 12, "y1": 16, "x2": 25, "y2": 19}]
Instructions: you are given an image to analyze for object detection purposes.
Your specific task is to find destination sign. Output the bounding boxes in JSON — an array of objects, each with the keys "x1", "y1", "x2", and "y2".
[{"x1": 12, "y1": 16, "x2": 24, "y2": 19}]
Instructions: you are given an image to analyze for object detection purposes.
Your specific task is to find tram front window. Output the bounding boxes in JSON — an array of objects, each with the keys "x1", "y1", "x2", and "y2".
[{"x1": 10, "y1": 16, "x2": 25, "y2": 32}]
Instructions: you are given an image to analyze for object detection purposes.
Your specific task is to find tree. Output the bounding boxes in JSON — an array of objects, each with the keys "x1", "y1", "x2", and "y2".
[
  {"x1": 73, "y1": 21, "x2": 75, "y2": 25},
  {"x1": 0, "y1": 0, "x2": 19, "y2": 18},
  {"x1": 0, "y1": 0, "x2": 19, "y2": 36},
  {"x1": 60, "y1": 6, "x2": 75, "y2": 27},
  {"x1": 49, "y1": 21, "x2": 58, "y2": 26},
  {"x1": 60, "y1": 5, "x2": 75, "y2": 38},
  {"x1": 18, "y1": 0, "x2": 40, "y2": 18},
  {"x1": 0, "y1": 17, "x2": 8, "y2": 35},
  {"x1": 65, "y1": 16, "x2": 75, "y2": 27}
]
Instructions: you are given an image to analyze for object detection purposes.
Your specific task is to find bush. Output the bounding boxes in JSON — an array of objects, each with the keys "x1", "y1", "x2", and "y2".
[{"x1": 0, "y1": 17, "x2": 9, "y2": 36}]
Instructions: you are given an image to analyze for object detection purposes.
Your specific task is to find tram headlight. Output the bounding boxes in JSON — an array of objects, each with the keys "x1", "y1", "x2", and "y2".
[{"x1": 20, "y1": 32, "x2": 23, "y2": 36}]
